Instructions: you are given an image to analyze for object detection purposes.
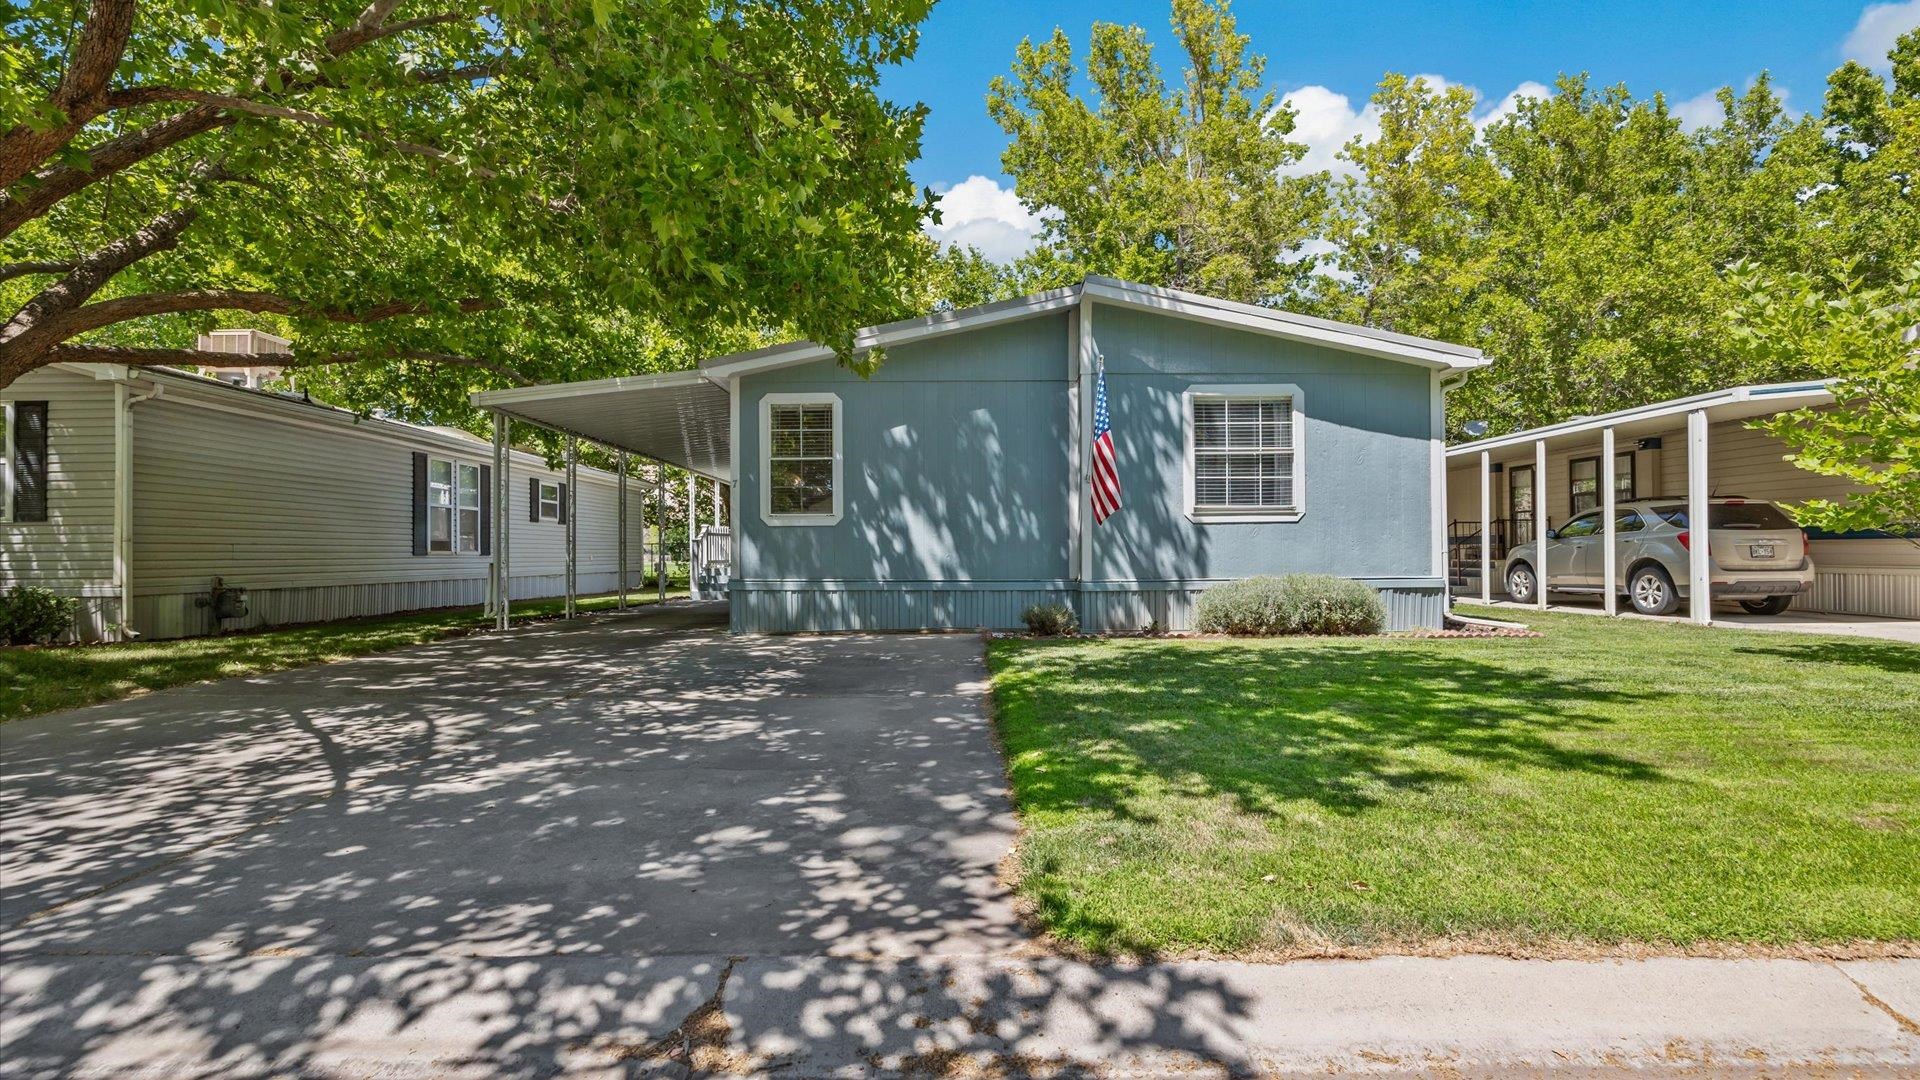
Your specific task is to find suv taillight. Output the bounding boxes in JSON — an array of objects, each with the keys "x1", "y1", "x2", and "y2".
[
  {"x1": 1801, "y1": 530, "x2": 1811, "y2": 554},
  {"x1": 1677, "y1": 530, "x2": 1691, "y2": 551}
]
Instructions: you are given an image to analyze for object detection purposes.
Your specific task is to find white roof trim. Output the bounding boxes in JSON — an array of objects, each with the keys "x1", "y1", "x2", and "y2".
[
  {"x1": 473, "y1": 368, "x2": 719, "y2": 409},
  {"x1": 1444, "y1": 380, "x2": 1837, "y2": 458},
  {"x1": 696, "y1": 277, "x2": 1487, "y2": 380},
  {"x1": 1079, "y1": 276, "x2": 1488, "y2": 371}
]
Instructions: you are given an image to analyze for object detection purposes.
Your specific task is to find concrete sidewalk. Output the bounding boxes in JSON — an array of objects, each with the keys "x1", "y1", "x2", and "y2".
[{"x1": 4, "y1": 952, "x2": 1916, "y2": 1077}]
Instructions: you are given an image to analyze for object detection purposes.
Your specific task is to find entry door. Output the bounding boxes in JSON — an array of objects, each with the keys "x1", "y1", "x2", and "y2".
[{"x1": 1509, "y1": 465, "x2": 1536, "y2": 545}]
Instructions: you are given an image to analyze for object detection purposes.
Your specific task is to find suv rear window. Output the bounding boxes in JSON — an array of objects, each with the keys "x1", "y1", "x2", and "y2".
[{"x1": 1651, "y1": 503, "x2": 1796, "y2": 529}]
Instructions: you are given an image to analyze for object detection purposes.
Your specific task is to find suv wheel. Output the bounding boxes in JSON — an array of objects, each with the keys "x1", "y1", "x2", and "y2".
[
  {"x1": 1629, "y1": 565, "x2": 1679, "y2": 616},
  {"x1": 1506, "y1": 563, "x2": 1538, "y2": 605},
  {"x1": 1739, "y1": 595, "x2": 1793, "y2": 616}
]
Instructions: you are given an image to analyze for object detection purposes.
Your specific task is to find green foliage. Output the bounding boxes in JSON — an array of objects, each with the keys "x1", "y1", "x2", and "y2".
[
  {"x1": 0, "y1": 585, "x2": 78, "y2": 646},
  {"x1": 1194, "y1": 574, "x2": 1386, "y2": 636},
  {"x1": 1734, "y1": 261, "x2": 1920, "y2": 537},
  {"x1": 986, "y1": 0, "x2": 1323, "y2": 304},
  {"x1": 1020, "y1": 602, "x2": 1079, "y2": 637},
  {"x1": 2, "y1": 0, "x2": 938, "y2": 415}
]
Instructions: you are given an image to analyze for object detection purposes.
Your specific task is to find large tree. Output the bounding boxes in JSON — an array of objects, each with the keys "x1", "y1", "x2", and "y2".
[
  {"x1": 985, "y1": 0, "x2": 1323, "y2": 305},
  {"x1": 0, "y1": 0, "x2": 936, "y2": 405}
]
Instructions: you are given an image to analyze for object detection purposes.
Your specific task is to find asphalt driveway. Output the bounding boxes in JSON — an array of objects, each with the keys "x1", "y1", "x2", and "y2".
[{"x1": 1, "y1": 603, "x2": 1020, "y2": 962}]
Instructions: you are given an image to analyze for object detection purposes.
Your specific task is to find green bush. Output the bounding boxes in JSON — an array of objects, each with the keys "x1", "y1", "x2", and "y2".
[
  {"x1": 1, "y1": 585, "x2": 78, "y2": 646},
  {"x1": 1194, "y1": 574, "x2": 1386, "y2": 636},
  {"x1": 1021, "y1": 602, "x2": 1079, "y2": 636}
]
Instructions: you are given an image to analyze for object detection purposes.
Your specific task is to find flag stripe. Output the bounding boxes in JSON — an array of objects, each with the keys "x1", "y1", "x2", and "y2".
[{"x1": 1090, "y1": 366, "x2": 1122, "y2": 524}]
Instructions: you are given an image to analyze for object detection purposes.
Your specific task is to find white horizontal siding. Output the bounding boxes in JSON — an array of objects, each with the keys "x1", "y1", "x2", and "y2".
[
  {"x1": 0, "y1": 366, "x2": 118, "y2": 598},
  {"x1": 128, "y1": 391, "x2": 661, "y2": 638}
]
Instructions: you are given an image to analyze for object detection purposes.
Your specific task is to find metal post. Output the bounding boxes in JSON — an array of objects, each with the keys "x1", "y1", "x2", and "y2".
[
  {"x1": 564, "y1": 436, "x2": 578, "y2": 618},
  {"x1": 1688, "y1": 409, "x2": 1711, "y2": 625},
  {"x1": 493, "y1": 413, "x2": 511, "y2": 630},
  {"x1": 711, "y1": 478, "x2": 721, "y2": 524},
  {"x1": 617, "y1": 450, "x2": 628, "y2": 612},
  {"x1": 655, "y1": 465, "x2": 667, "y2": 603},
  {"x1": 687, "y1": 473, "x2": 700, "y2": 601},
  {"x1": 1534, "y1": 439, "x2": 1548, "y2": 611},
  {"x1": 1602, "y1": 426, "x2": 1619, "y2": 616},
  {"x1": 1479, "y1": 451, "x2": 1492, "y2": 604}
]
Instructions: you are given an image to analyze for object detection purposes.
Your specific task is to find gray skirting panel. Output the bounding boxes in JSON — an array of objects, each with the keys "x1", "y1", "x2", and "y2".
[{"x1": 731, "y1": 579, "x2": 1447, "y2": 634}]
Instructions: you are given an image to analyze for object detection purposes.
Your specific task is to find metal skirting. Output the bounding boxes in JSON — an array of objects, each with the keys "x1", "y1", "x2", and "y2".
[
  {"x1": 732, "y1": 580, "x2": 1446, "y2": 633},
  {"x1": 1802, "y1": 565, "x2": 1920, "y2": 620},
  {"x1": 131, "y1": 571, "x2": 653, "y2": 640}
]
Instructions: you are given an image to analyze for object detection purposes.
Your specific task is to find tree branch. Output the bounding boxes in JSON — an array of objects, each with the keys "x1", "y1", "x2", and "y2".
[
  {"x1": 0, "y1": 0, "x2": 137, "y2": 187},
  {"x1": 0, "y1": 107, "x2": 233, "y2": 242},
  {"x1": 56, "y1": 290, "x2": 500, "y2": 338},
  {"x1": 45, "y1": 343, "x2": 532, "y2": 385},
  {"x1": 0, "y1": 260, "x2": 78, "y2": 283}
]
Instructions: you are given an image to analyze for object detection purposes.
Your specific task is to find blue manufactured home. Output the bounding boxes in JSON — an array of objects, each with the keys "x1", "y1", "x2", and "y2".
[{"x1": 474, "y1": 278, "x2": 1489, "y2": 631}]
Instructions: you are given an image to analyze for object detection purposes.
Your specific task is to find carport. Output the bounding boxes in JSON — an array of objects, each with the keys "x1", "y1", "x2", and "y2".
[
  {"x1": 1441, "y1": 381, "x2": 1920, "y2": 625},
  {"x1": 472, "y1": 371, "x2": 736, "y2": 626}
]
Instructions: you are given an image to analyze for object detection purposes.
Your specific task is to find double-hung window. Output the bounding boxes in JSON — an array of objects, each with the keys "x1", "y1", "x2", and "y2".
[
  {"x1": 760, "y1": 393, "x2": 842, "y2": 525},
  {"x1": 427, "y1": 458, "x2": 482, "y2": 553},
  {"x1": 1185, "y1": 386, "x2": 1304, "y2": 521},
  {"x1": 538, "y1": 481, "x2": 561, "y2": 521}
]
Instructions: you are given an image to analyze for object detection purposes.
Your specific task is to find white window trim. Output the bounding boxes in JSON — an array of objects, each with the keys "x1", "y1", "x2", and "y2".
[
  {"x1": 1182, "y1": 383, "x2": 1306, "y2": 524},
  {"x1": 1, "y1": 401, "x2": 12, "y2": 524},
  {"x1": 426, "y1": 456, "x2": 483, "y2": 555},
  {"x1": 759, "y1": 391, "x2": 843, "y2": 527},
  {"x1": 538, "y1": 480, "x2": 561, "y2": 522}
]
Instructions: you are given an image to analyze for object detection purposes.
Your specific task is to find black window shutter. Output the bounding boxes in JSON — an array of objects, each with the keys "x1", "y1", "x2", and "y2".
[
  {"x1": 557, "y1": 482, "x2": 568, "y2": 524},
  {"x1": 479, "y1": 464, "x2": 492, "y2": 556},
  {"x1": 12, "y1": 401, "x2": 49, "y2": 522},
  {"x1": 411, "y1": 452, "x2": 428, "y2": 555},
  {"x1": 529, "y1": 476, "x2": 541, "y2": 522}
]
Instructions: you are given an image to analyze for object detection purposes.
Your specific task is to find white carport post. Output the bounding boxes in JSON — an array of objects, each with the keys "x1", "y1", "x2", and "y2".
[
  {"x1": 654, "y1": 465, "x2": 667, "y2": 603},
  {"x1": 1533, "y1": 438, "x2": 1548, "y2": 611},
  {"x1": 564, "y1": 436, "x2": 578, "y2": 619},
  {"x1": 1687, "y1": 408, "x2": 1711, "y2": 625},
  {"x1": 1602, "y1": 426, "x2": 1618, "y2": 616},
  {"x1": 491, "y1": 412, "x2": 511, "y2": 630},
  {"x1": 1479, "y1": 451, "x2": 1492, "y2": 604},
  {"x1": 687, "y1": 474, "x2": 700, "y2": 601},
  {"x1": 616, "y1": 450, "x2": 628, "y2": 612}
]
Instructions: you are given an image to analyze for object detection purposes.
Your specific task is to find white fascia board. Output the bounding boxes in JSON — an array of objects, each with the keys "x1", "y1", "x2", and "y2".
[
  {"x1": 699, "y1": 286, "x2": 1083, "y2": 380},
  {"x1": 1079, "y1": 277, "x2": 1489, "y2": 373},
  {"x1": 1443, "y1": 379, "x2": 1838, "y2": 459},
  {"x1": 470, "y1": 368, "x2": 718, "y2": 409}
]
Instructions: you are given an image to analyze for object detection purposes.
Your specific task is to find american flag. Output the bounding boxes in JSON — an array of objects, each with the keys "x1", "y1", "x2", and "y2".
[{"x1": 1090, "y1": 358, "x2": 1122, "y2": 523}]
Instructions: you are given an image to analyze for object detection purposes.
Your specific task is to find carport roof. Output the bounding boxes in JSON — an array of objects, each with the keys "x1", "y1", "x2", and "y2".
[
  {"x1": 474, "y1": 370, "x2": 733, "y2": 481},
  {"x1": 1445, "y1": 380, "x2": 1838, "y2": 459}
]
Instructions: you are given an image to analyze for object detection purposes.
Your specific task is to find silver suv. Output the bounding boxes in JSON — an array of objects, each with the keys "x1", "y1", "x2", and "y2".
[{"x1": 1504, "y1": 498, "x2": 1815, "y2": 616}]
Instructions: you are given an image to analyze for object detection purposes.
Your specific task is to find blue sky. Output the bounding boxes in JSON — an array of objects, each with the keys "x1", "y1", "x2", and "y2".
[{"x1": 887, "y1": 0, "x2": 1920, "y2": 260}]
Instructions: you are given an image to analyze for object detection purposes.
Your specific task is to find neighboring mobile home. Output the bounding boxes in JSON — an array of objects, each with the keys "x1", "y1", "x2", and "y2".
[
  {"x1": 1445, "y1": 383, "x2": 1920, "y2": 622},
  {"x1": 2, "y1": 362, "x2": 658, "y2": 641},
  {"x1": 474, "y1": 277, "x2": 1490, "y2": 632}
]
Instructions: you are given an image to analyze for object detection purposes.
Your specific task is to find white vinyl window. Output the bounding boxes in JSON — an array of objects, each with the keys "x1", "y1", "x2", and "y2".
[
  {"x1": 1184, "y1": 385, "x2": 1305, "y2": 522},
  {"x1": 428, "y1": 458, "x2": 482, "y2": 554},
  {"x1": 760, "y1": 392, "x2": 842, "y2": 525},
  {"x1": 538, "y1": 480, "x2": 560, "y2": 521}
]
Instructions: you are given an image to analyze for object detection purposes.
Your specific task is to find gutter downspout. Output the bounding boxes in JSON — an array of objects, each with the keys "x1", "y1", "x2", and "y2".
[{"x1": 116, "y1": 378, "x2": 164, "y2": 639}]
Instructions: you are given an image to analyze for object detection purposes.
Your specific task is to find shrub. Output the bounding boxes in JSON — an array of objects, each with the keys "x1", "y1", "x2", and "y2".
[
  {"x1": 1, "y1": 585, "x2": 78, "y2": 646},
  {"x1": 1021, "y1": 602, "x2": 1079, "y2": 636},
  {"x1": 1194, "y1": 574, "x2": 1386, "y2": 636}
]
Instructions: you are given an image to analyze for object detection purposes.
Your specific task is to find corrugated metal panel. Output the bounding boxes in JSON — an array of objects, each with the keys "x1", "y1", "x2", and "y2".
[
  {"x1": 1803, "y1": 566, "x2": 1920, "y2": 620},
  {"x1": 734, "y1": 581, "x2": 1444, "y2": 633}
]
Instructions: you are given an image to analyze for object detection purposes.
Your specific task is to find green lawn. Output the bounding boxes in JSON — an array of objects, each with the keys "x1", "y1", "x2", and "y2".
[
  {"x1": 0, "y1": 586, "x2": 688, "y2": 723},
  {"x1": 987, "y1": 606, "x2": 1920, "y2": 957}
]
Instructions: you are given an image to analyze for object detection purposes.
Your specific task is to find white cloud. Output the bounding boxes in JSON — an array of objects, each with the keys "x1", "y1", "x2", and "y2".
[
  {"x1": 1670, "y1": 89, "x2": 1729, "y2": 132},
  {"x1": 922, "y1": 175, "x2": 1046, "y2": 262},
  {"x1": 1277, "y1": 76, "x2": 1549, "y2": 178},
  {"x1": 1844, "y1": 0, "x2": 1920, "y2": 69}
]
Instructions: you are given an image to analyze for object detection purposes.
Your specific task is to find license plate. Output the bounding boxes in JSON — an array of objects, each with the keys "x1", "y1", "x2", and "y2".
[{"x1": 1749, "y1": 544, "x2": 1775, "y2": 559}]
